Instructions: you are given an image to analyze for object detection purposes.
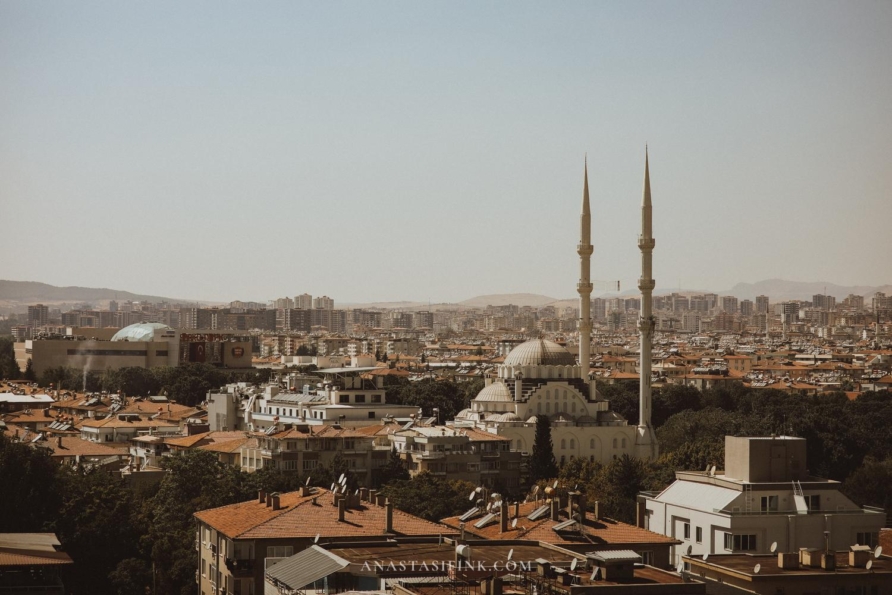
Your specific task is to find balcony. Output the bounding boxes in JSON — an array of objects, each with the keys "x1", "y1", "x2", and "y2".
[{"x1": 224, "y1": 558, "x2": 256, "y2": 578}]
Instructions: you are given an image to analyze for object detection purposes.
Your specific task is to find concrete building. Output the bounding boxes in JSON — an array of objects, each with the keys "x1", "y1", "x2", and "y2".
[{"x1": 639, "y1": 436, "x2": 886, "y2": 568}]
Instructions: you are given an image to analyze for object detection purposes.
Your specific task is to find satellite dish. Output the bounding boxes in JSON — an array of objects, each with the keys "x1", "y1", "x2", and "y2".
[
  {"x1": 469, "y1": 491, "x2": 477, "y2": 501},
  {"x1": 591, "y1": 567, "x2": 601, "y2": 581},
  {"x1": 676, "y1": 561, "x2": 684, "y2": 574},
  {"x1": 770, "y1": 542, "x2": 778, "y2": 553},
  {"x1": 570, "y1": 559, "x2": 578, "y2": 571},
  {"x1": 866, "y1": 560, "x2": 873, "y2": 571},
  {"x1": 339, "y1": 473, "x2": 346, "y2": 483},
  {"x1": 306, "y1": 476, "x2": 312, "y2": 486},
  {"x1": 876, "y1": 546, "x2": 883, "y2": 558},
  {"x1": 507, "y1": 549, "x2": 514, "y2": 561},
  {"x1": 553, "y1": 480, "x2": 559, "y2": 489},
  {"x1": 354, "y1": 489, "x2": 359, "y2": 495},
  {"x1": 574, "y1": 484, "x2": 578, "y2": 491},
  {"x1": 686, "y1": 545, "x2": 692, "y2": 555},
  {"x1": 330, "y1": 483, "x2": 336, "y2": 491},
  {"x1": 704, "y1": 463, "x2": 710, "y2": 472},
  {"x1": 702, "y1": 553, "x2": 709, "y2": 561},
  {"x1": 709, "y1": 465, "x2": 717, "y2": 476},
  {"x1": 476, "y1": 486, "x2": 484, "y2": 494},
  {"x1": 753, "y1": 564, "x2": 761, "y2": 574},
  {"x1": 511, "y1": 518, "x2": 518, "y2": 529},
  {"x1": 531, "y1": 485, "x2": 539, "y2": 495},
  {"x1": 314, "y1": 534, "x2": 320, "y2": 543}
]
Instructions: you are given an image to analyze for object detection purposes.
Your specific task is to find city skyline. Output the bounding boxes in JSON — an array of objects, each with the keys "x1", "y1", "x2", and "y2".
[{"x1": 2, "y1": 1, "x2": 891, "y2": 303}]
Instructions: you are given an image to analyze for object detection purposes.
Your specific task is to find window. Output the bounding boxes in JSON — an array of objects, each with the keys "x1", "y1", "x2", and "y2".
[
  {"x1": 590, "y1": 439, "x2": 595, "y2": 449},
  {"x1": 537, "y1": 403, "x2": 542, "y2": 414},
  {"x1": 621, "y1": 438, "x2": 626, "y2": 448},
  {"x1": 724, "y1": 533, "x2": 733, "y2": 551},
  {"x1": 267, "y1": 546, "x2": 293, "y2": 558},
  {"x1": 569, "y1": 439, "x2": 575, "y2": 449},
  {"x1": 805, "y1": 494, "x2": 820, "y2": 511},
  {"x1": 561, "y1": 439, "x2": 566, "y2": 449},
  {"x1": 612, "y1": 438, "x2": 617, "y2": 448},
  {"x1": 368, "y1": 411, "x2": 376, "y2": 419},
  {"x1": 201, "y1": 558, "x2": 207, "y2": 577},
  {"x1": 302, "y1": 460, "x2": 318, "y2": 471},
  {"x1": 371, "y1": 395, "x2": 382, "y2": 403},
  {"x1": 354, "y1": 395, "x2": 366, "y2": 403},
  {"x1": 546, "y1": 403, "x2": 551, "y2": 413},
  {"x1": 732, "y1": 534, "x2": 757, "y2": 551},
  {"x1": 572, "y1": 402, "x2": 576, "y2": 413},
  {"x1": 696, "y1": 527, "x2": 703, "y2": 543},
  {"x1": 339, "y1": 395, "x2": 349, "y2": 403},
  {"x1": 282, "y1": 460, "x2": 296, "y2": 471},
  {"x1": 760, "y1": 496, "x2": 778, "y2": 512},
  {"x1": 640, "y1": 551, "x2": 653, "y2": 565},
  {"x1": 546, "y1": 391, "x2": 550, "y2": 400},
  {"x1": 683, "y1": 523, "x2": 690, "y2": 540},
  {"x1": 857, "y1": 532, "x2": 878, "y2": 547}
]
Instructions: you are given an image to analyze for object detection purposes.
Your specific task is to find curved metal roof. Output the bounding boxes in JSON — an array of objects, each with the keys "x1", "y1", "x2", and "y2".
[{"x1": 110, "y1": 322, "x2": 172, "y2": 342}]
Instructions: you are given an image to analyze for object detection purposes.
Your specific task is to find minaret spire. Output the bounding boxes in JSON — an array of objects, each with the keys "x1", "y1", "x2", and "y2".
[
  {"x1": 577, "y1": 157, "x2": 593, "y2": 387},
  {"x1": 635, "y1": 147, "x2": 659, "y2": 458}
]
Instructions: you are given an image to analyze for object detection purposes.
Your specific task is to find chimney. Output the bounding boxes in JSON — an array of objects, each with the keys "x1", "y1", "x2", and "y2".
[
  {"x1": 385, "y1": 498, "x2": 394, "y2": 533},
  {"x1": 578, "y1": 494, "x2": 587, "y2": 525},
  {"x1": 259, "y1": 490, "x2": 266, "y2": 504},
  {"x1": 338, "y1": 497, "x2": 346, "y2": 522},
  {"x1": 567, "y1": 492, "x2": 576, "y2": 520},
  {"x1": 376, "y1": 493, "x2": 386, "y2": 506},
  {"x1": 360, "y1": 487, "x2": 369, "y2": 501},
  {"x1": 299, "y1": 486, "x2": 310, "y2": 497},
  {"x1": 595, "y1": 500, "x2": 601, "y2": 521},
  {"x1": 272, "y1": 494, "x2": 281, "y2": 511},
  {"x1": 500, "y1": 500, "x2": 508, "y2": 532},
  {"x1": 635, "y1": 498, "x2": 644, "y2": 527},
  {"x1": 56, "y1": 436, "x2": 62, "y2": 448},
  {"x1": 369, "y1": 489, "x2": 377, "y2": 504},
  {"x1": 514, "y1": 501, "x2": 520, "y2": 518},
  {"x1": 266, "y1": 493, "x2": 273, "y2": 507},
  {"x1": 550, "y1": 498, "x2": 560, "y2": 522}
]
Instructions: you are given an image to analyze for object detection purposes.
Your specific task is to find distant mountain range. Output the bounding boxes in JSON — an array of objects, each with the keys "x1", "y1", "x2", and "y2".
[
  {"x1": 2, "y1": 279, "x2": 890, "y2": 313},
  {"x1": 0, "y1": 280, "x2": 196, "y2": 311}
]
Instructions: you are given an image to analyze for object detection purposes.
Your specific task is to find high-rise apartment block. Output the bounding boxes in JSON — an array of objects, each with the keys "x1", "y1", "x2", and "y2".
[
  {"x1": 313, "y1": 295, "x2": 334, "y2": 310},
  {"x1": 28, "y1": 304, "x2": 49, "y2": 326},
  {"x1": 755, "y1": 295, "x2": 769, "y2": 314}
]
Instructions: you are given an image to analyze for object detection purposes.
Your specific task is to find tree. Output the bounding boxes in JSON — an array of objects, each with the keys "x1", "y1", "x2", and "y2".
[
  {"x1": 381, "y1": 352, "x2": 388, "y2": 363},
  {"x1": 23, "y1": 358, "x2": 36, "y2": 381},
  {"x1": 420, "y1": 352, "x2": 427, "y2": 364},
  {"x1": 0, "y1": 434, "x2": 61, "y2": 532},
  {"x1": 379, "y1": 472, "x2": 475, "y2": 521},
  {"x1": 594, "y1": 455, "x2": 651, "y2": 524},
  {"x1": 376, "y1": 447, "x2": 410, "y2": 487},
  {"x1": 0, "y1": 336, "x2": 20, "y2": 379},
  {"x1": 375, "y1": 348, "x2": 381, "y2": 362},
  {"x1": 296, "y1": 344, "x2": 311, "y2": 356},
  {"x1": 530, "y1": 415, "x2": 559, "y2": 481}
]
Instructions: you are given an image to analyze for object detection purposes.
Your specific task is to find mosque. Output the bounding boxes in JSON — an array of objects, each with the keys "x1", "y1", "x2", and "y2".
[{"x1": 453, "y1": 154, "x2": 659, "y2": 463}]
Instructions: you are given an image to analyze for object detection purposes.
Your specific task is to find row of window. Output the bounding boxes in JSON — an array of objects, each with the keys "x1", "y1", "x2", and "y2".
[{"x1": 338, "y1": 394, "x2": 382, "y2": 404}]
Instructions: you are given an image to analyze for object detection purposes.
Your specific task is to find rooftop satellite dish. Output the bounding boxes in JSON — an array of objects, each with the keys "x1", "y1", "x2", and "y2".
[
  {"x1": 574, "y1": 484, "x2": 578, "y2": 491},
  {"x1": 709, "y1": 465, "x2": 717, "y2": 476},
  {"x1": 570, "y1": 559, "x2": 578, "y2": 571},
  {"x1": 531, "y1": 485, "x2": 539, "y2": 495},
  {"x1": 507, "y1": 549, "x2": 514, "y2": 561},
  {"x1": 553, "y1": 480, "x2": 559, "y2": 489},
  {"x1": 354, "y1": 489, "x2": 359, "y2": 495},
  {"x1": 314, "y1": 534, "x2": 320, "y2": 543},
  {"x1": 306, "y1": 476, "x2": 312, "y2": 486},
  {"x1": 866, "y1": 560, "x2": 873, "y2": 571},
  {"x1": 339, "y1": 473, "x2": 345, "y2": 483},
  {"x1": 770, "y1": 542, "x2": 778, "y2": 553},
  {"x1": 704, "y1": 463, "x2": 710, "y2": 472},
  {"x1": 476, "y1": 486, "x2": 484, "y2": 494},
  {"x1": 512, "y1": 518, "x2": 518, "y2": 529},
  {"x1": 686, "y1": 545, "x2": 692, "y2": 555},
  {"x1": 591, "y1": 567, "x2": 601, "y2": 581},
  {"x1": 330, "y1": 483, "x2": 336, "y2": 491},
  {"x1": 469, "y1": 491, "x2": 477, "y2": 502},
  {"x1": 753, "y1": 564, "x2": 761, "y2": 574},
  {"x1": 702, "y1": 553, "x2": 709, "y2": 561},
  {"x1": 676, "y1": 561, "x2": 684, "y2": 574},
  {"x1": 876, "y1": 546, "x2": 883, "y2": 558}
]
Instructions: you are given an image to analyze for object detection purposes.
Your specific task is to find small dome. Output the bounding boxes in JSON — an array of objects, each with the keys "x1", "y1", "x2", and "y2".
[
  {"x1": 503, "y1": 339, "x2": 576, "y2": 367},
  {"x1": 491, "y1": 412, "x2": 522, "y2": 422},
  {"x1": 111, "y1": 322, "x2": 173, "y2": 342},
  {"x1": 526, "y1": 416, "x2": 539, "y2": 423},
  {"x1": 455, "y1": 408, "x2": 473, "y2": 419},
  {"x1": 474, "y1": 382, "x2": 513, "y2": 402}
]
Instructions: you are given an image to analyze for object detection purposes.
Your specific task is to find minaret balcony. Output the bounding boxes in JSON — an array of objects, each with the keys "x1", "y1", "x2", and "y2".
[
  {"x1": 577, "y1": 282, "x2": 593, "y2": 293},
  {"x1": 638, "y1": 236, "x2": 655, "y2": 250},
  {"x1": 638, "y1": 278, "x2": 655, "y2": 291},
  {"x1": 577, "y1": 243, "x2": 593, "y2": 256}
]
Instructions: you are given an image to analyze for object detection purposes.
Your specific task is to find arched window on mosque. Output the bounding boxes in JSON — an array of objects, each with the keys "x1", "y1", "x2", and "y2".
[
  {"x1": 612, "y1": 438, "x2": 618, "y2": 448},
  {"x1": 546, "y1": 403, "x2": 551, "y2": 414},
  {"x1": 545, "y1": 390, "x2": 550, "y2": 400},
  {"x1": 570, "y1": 439, "x2": 575, "y2": 449},
  {"x1": 622, "y1": 438, "x2": 627, "y2": 448},
  {"x1": 590, "y1": 438, "x2": 595, "y2": 449},
  {"x1": 571, "y1": 402, "x2": 576, "y2": 413},
  {"x1": 561, "y1": 439, "x2": 566, "y2": 449}
]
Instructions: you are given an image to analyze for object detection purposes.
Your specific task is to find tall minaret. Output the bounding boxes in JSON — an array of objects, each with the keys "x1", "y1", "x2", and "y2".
[
  {"x1": 577, "y1": 158, "x2": 593, "y2": 384},
  {"x1": 635, "y1": 148, "x2": 659, "y2": 458}
]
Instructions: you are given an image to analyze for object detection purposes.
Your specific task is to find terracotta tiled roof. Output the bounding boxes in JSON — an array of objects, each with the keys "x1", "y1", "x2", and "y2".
[
  {"x1": 165, "y1": 431, "x2": 248, "y2": 449},
  {"x1": 36, "y1": 437, "x2": 128, "y2": 458},
  {"x1": 198, "y1": 437, "x2": 254, "y2": 454},
  {"x1": 441, "y1": 501, "x2": 679, "y2": 547},
  {"x1": 195, "y1": 489, "x2": 453, "y2": 540}
]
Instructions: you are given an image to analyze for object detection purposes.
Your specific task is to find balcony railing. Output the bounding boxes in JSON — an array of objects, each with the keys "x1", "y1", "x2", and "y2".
[{"x1": 224, "y1": 558, "x2": 255, "y2": 578}]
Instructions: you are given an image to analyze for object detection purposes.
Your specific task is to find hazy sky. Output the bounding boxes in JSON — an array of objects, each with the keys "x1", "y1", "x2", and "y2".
[{"x1": 2, "y1": 1, "x2": 890, "y2": 304}]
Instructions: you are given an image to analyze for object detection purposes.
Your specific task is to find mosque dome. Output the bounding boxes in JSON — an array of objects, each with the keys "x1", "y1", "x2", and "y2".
[
  {"x1": 503, "y1": 339, "x2": 576, "y2": 367},
  {"x1": 473, "y1": 382, "x2": 514, "y2": 402},
  {"x1": 111, "y1": 322, "x2": 173, "y2": 342},
  {"x1": 490, "y1": 412, "x2": 522, "y2": 422}
]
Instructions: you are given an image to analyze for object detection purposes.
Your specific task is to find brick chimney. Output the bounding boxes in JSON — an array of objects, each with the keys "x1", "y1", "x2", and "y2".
[
  {"x1": 550, "y1": 498, "x2": 560, "y2": 522},
  {"x1": 258, "y1": 490, "x2": 266, "y2": 504},
  {"x1": 385, "y1": 498, "x2": 394, "y2": 533},
  {"x1": 266, "y1": 493, "x2": 273, "y2": 507},
  {"x1": 500, "y1": 500, "x2": 508, "y2": 532},
  {"x1": 369, "y1": 489, "x2": 377, "y2": 504},
  {"x1": 271, "y1": 494, "x2": 281, "y2": 511},
  {"x1": 338, "y1": 496, "x2": 346, "y2": 522}
]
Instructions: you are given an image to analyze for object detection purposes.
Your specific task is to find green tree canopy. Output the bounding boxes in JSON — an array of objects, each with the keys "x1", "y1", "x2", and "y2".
[{"x1": 530, "y1": 415, "x2": 559, "y2": 482}]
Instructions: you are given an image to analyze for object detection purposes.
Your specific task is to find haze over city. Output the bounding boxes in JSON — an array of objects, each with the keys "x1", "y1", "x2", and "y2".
[{"x1": 2, "y1": 1, "x2": 891, "y2": 303}]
